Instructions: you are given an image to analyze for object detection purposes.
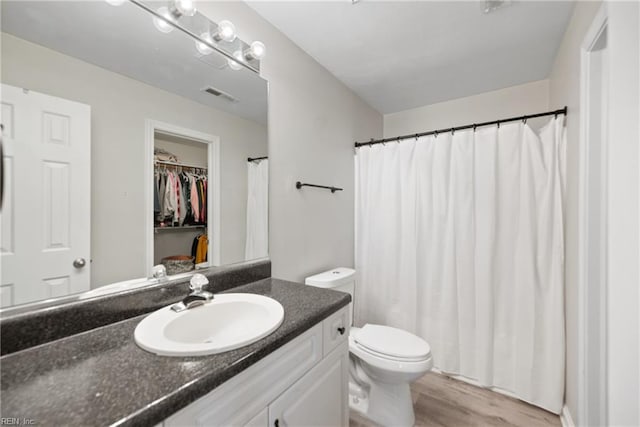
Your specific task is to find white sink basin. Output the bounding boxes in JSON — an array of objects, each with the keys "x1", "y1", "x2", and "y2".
[{"x1": 134, "y1": 293, "x2": 284, "y2": 356}]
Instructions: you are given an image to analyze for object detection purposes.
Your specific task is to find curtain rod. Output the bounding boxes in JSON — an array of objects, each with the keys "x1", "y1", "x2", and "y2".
[{"x1": 355, "y1": 106, "x2": 568, "y2": 148}]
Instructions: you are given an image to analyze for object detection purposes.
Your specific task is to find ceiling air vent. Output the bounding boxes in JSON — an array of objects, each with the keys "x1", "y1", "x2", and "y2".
[{"x1": 202, "y1": 86, "x2": 238, "y2": 103}]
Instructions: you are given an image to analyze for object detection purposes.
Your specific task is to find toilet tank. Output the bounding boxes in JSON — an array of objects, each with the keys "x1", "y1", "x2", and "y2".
[{"x1": 305, "y1": 268, "x2": 355, "y2": 326}]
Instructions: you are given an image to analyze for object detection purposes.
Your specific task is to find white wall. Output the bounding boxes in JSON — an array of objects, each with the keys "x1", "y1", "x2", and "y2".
[
  {"x1": 197, "y1": 2, "x2": 383, "y2": 282},
  {"x1": 383, "y1": 79, "x2": 550, "y2": 137},
  {"x1": 547, "y1": 1, "x2": 603, "y2": 422},
  {"x1": 606, "y1": 2, "x2": 639, "y2": 425},
  {"x1": 1, "y1": 33, "x2": 267, "y2": 286}
]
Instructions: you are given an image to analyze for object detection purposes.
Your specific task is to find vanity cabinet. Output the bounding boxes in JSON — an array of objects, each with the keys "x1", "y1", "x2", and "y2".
[
  {"x1": 268, "y1": 344, "x2": 349, "y2": 427},
  {"x1": 163, "y1": 306, "x2": 350, "y2": 427}
]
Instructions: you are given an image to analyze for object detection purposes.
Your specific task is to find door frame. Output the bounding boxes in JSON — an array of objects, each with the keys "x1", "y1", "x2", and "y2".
[
  {"x1": 577, "y1": 4, "x2": 608, "y2": 426},
  {"x1": 144, "y1": 119, "x2": 221, "y2": 277}
]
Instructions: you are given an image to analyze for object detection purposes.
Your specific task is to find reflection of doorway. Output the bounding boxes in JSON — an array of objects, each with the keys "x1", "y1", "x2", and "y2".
[
  {"x1": 144, "y1": 120, "x2": 220, "y2": 277},
  {"x1": 578, "y1": 7, "x2": 608, "y2": 426},
  {"x1": 1, "y1": 84, "x2": 91, "y2": 307}
]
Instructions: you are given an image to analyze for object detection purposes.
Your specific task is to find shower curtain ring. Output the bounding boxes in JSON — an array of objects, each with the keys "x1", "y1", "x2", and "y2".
[
  {"x1": 450, "y1": 128, "x2": 455, "y2": 135},
  {"x1": 434, "y1": 130, "x2": 438, "y2": 138},
  {"x1": 473, "y1": 124, "x2": 477, "y2": 132}
]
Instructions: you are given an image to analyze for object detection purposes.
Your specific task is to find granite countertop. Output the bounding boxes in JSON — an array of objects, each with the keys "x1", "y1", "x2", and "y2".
[{"x1": 0, "y1": 278, "x2": 350, "y2": 426}]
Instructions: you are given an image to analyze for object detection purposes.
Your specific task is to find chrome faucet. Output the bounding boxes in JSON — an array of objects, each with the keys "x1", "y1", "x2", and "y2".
[
  {"x1": 171, "y1": 274, "x2": 214, "y2": 312},
  {"x1": 152, "y1": 264, "x2": 169, "y2": 282}
]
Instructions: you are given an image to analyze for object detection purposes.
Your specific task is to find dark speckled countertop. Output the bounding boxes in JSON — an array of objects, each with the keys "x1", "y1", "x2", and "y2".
[{"x1": 0, "y1": 278, "x2": 350, "y2": 427}]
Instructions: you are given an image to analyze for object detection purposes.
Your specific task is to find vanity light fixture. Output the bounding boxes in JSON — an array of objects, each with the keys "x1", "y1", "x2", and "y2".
[
  {"x1": 169, "y1": 0, "x2": 197, "y2": 18},
  {"x1": 212, "y1": 20, "x2": 237, "y2": 43},
  {"x1": 128, "y1": 0, "x2": 264, "y2": 72},
  {"x1": 227, "y1": 50, "x2": 245, "y2": 71},
  {"x1": 195, "y1": 32, "x2": 214, "y2": 55},
  {"x1": 153, "y1": 6, "x2": 175, "y2": 33},
  {"x1": 196, "y1": 21, "x2": 235, "y2": 55},
  {"x1": 153, "y1": 0, "x2": 196, "y2": 34},
  {"x1": 105, "y1": 0, "x2": 127, "y2": 5},
  {"x1": 226, "y1": 42, "x2": 266, "y2": 71},
  {"x1": 243, "y1": 41, "x2": 266, "y2": 61}
]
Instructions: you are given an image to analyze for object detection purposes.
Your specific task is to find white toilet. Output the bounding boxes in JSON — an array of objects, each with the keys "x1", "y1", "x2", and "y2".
[{"x1": 305, "y1": 268, "x2": 433, "y2": 427}]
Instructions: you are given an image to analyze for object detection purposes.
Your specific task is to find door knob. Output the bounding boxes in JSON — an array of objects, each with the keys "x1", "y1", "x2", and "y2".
[{"x1": 73, "y1": 258, "x2": 87, "y2": 269}]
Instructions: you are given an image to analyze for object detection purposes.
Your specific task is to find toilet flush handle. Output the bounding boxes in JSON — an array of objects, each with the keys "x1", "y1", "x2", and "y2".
[{"x1": 337, "y1": 327, "x2": 346, "y2": 335}]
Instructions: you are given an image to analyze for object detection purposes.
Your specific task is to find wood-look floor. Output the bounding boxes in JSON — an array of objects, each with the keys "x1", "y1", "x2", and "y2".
[{"x1": 349, "y1": 372, "x2": 561, "y2": 427}]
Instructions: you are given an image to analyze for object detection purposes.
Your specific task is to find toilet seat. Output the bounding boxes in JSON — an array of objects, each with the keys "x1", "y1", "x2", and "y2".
[
  {"x1": 353, "y1": 341, "x2": 427, "y2": 363},
  {"x1": 352, "y1": 324, "x2": 431, "y2": 361},
  {"x1": 349, "y1": 325, "x2": 433, "y2": 378},
  {"x1": 349, "y1": 335, "x2": 433, "y2": 378}
]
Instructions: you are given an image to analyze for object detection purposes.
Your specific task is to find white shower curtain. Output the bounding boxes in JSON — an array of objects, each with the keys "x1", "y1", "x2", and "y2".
[
  {"x1": 245, "y1": 159, "x2": 269, "y2": 260},
  {"x1": 355, "y1": 118, "x2": 566, "y2": 413}
]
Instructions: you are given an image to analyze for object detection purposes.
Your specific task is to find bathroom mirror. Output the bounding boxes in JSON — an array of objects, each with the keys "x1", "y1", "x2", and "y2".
[{"x1": 0, "y1": 1, "x2": 268, "y2": 309}]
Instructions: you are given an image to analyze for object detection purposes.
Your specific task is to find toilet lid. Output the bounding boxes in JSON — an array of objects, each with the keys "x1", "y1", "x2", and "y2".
[{"x1": 353, "y1": 324, "x2": 431, "y2": 360}]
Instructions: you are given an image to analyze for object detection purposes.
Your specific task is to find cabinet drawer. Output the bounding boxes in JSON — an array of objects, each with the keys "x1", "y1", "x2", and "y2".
[{"x1": 323, "y1": 306, "x2": 350, "y2": 357}]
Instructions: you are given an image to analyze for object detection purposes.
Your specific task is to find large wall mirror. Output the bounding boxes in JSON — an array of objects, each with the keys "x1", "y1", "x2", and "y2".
[{"x1": 0, "y1": 1, "x2": 269, "y2": 310}]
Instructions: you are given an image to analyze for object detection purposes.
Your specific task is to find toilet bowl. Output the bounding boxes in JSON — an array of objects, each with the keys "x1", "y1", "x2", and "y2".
[{"x1": 305, "y1": 268, "x2": 433, "y2": 427}]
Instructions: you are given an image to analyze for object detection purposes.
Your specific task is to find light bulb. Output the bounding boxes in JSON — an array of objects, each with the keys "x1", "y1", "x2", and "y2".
[
  {"x1": 227, "y1": 50, "x2": 244, "y2": 71},
  {"x1": 172, "y1": 0, "x2": 196, "y2": 17},
  {"x1": 153, "y1": 6, "x2": 175, "y2": 33},
  {"x1": 105, "y1": 0, "x2": 126, "y2": 5},
  {"x1": 213, "y1": 20, "x2": 236, "y2": 43},
  {"x1": 195, "y1": 32, "x2": 214, "y2": 55},
  {"x1": 244, "y1": 41, "x2": 266, "y2": 61}
]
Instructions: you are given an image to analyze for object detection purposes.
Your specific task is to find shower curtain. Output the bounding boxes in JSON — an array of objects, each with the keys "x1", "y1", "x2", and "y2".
[
  {"x1": 245, "y1": 159, "x2": 269, "y2": 260},
  {"x1": 355, "y1": 118, "x2": 566, "y2": 413}
]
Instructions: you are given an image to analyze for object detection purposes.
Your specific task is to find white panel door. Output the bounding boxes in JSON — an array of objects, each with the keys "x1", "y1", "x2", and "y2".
[
  {"x1": 269, "y1": 344, "x2": 349, "y2": 427},
  {"x1": 0, "y1": 84, "x2": 90, "y2": 307}
]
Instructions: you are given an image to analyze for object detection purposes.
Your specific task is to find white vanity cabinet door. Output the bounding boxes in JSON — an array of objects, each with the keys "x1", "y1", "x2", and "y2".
[{"x1": 268, "y1": 342, "x2": 349, "y2": 427}]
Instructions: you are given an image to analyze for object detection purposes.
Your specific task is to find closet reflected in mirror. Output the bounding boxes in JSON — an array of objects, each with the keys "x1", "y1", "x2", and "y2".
[
  {"x1": 153, "y1": 131, "x2": 211, "y2": 275},
  {"x1": 0, "y1": 1, "x2": 268, "y2": 310}
]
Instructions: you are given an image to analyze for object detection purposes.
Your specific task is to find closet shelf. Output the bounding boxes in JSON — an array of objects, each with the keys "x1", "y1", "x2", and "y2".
[
  {"x1": 154, "y1": 225, "x2": 206, "y2": 232},
  {"x1": 155, "y1": 160, "x2": 208, "y2": 170}
]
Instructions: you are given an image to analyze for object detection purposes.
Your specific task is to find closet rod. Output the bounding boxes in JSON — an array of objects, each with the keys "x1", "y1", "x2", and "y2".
[
  {"x1": 155, "y1": 160, "x2": 207, "y2": 170},
  {"x1": 247, "y1": 156, "x2": 268, "y2": 162},
  {"x1": 355, "y1": 106, "x2": 568, "y2": 148}
]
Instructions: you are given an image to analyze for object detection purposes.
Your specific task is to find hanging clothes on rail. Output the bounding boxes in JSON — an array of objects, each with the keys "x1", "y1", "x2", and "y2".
[
  {"x1": 154, "y1": 164, "x2": 208, "y2": 227},
  {"x1": 191, "y1": 234, "x2": 208, "y2": 264}
]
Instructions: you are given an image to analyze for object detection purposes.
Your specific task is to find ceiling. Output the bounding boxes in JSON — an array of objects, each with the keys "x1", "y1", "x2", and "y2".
[
  {"x1": 248, "y1": 1, "x2": 574, "y2": 114},
  {"x1": 2, "y1": 1, "x2": 268, "y2": 124}
]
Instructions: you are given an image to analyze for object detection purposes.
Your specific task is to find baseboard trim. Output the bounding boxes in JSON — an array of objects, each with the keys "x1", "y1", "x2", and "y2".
[{"x1": 560, "y1": 405, "x2": 576, "y2": 427}]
